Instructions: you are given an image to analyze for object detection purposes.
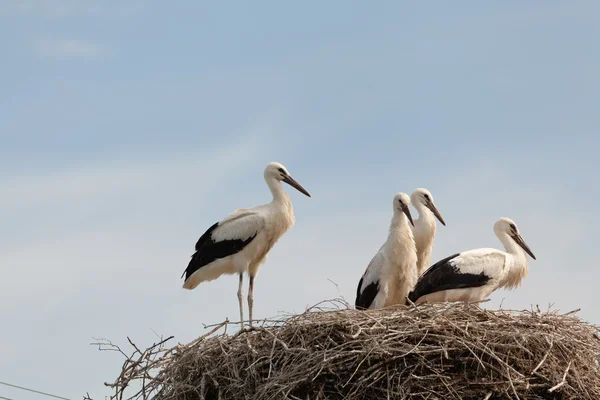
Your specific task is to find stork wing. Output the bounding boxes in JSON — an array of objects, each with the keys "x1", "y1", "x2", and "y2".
[
  {"x1": 182, "y1": 212, "x2": 264, "y2": 280},
  {"x1": 211, "y1": 211, "x2": 263, "y2": 243},
  {"x1": 408, "y1": 249, "x2": 505, "y2": 303},
  {"x1": 355, "y1": 252, "x2": 384, "y2": 310},
  {"x1": 449, "y1": 248, "x2": 507, "y2": 276}
]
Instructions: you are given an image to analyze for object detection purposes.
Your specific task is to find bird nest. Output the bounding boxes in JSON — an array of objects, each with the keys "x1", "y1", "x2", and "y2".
[{"x1": 101, "y1": 300, "x2": 600, "y2": 400}]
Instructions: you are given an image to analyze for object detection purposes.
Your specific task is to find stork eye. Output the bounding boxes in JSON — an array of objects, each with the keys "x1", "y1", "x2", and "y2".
[
  {"x1": 278, "y1": 168, "x2": 285, "y2": 174},
  {"x1": 424, "y1": 194, "x2": 430, "y2": 201}
]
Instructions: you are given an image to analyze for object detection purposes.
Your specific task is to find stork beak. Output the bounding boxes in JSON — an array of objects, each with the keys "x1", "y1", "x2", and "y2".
[
  {"x1": 402, "y1": 204, "x2": 415, "y2": 227},
  {"x1": 283, "y1": 175, "x2": 311, "y2": 197},
  {"x1": 427, "y1": 202, "x2": 446, "y2": 226},
  {"x1": 511, "y1": 234, "x2": 536, "y2": 260}
]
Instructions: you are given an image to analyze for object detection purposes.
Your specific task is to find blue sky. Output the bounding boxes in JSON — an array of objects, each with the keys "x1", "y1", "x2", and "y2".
[{"x1": 1, "y1": 1, "x2": 599, "y2": 399}]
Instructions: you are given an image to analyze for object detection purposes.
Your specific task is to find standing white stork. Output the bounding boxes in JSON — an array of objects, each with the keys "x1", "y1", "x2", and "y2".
[
  {"x1": 355, "y1": 193, "x2": 418, "y2": 310},
  {"x1": 411, "y1": 188, "x2": 446, "y2": 276},
  {"x1": 407, "y1": 217, "x2": 536, "y2": 305},
  {"x1": 181, "y1": 162, "x2": 311, "y2": 327}
]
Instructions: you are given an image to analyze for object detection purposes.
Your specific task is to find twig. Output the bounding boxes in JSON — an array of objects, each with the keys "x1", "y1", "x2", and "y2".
[
  {"x1": 531, "y1": 336, "x2": 553, "y2": 375},
  {"x1": 548, "y1": 361, "x2": 572, "y2": 393}
]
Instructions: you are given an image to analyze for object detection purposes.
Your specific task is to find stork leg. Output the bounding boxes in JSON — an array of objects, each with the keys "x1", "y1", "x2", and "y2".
[
  {"x1": 248, "y1": 275, "x2": 255, "y2": 326},
  {"x1": 237, "y1": 273, "x2": 244, "y2": 329}
]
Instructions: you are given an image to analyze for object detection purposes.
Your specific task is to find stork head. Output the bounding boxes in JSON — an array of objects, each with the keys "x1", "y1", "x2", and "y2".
[
  {"x1": 411, "y1": 188, "x2": 446, "y2": 226},
  {"x1": 393, "y1": 192, "x2": 414, "y2": 227},
  {"x1": 264, "y1": 162, "x2": 311, "y2": 197},
  {"x1": 494, "y1": 217, "x2": 536, "y2": 260}
]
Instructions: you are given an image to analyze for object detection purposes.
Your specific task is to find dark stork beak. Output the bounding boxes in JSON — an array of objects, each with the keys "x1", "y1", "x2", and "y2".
[
  {"x1": 282, "y1": 175, "x2": 311, "y2": 197},
  {"x1": 401, "y1": 203, "x2": 415, "y2": 227},
  {"x1": 511, "y1": 233, "x2": 536, "y2": 260},
  {"x1": 426, "y1": 201, "x2": 446, "y2": 226}
]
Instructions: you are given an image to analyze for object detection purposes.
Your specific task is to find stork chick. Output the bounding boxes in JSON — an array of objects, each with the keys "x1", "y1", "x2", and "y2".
[
  {"x1": 411, "y1": 188, "x2": 446, "y2": 276},
  {"x1": 408, "y1": 217, "x2": 536, "y2": 305},
  {"x1": 355, "y1": 193, "x2": 418, "y2": 310}
]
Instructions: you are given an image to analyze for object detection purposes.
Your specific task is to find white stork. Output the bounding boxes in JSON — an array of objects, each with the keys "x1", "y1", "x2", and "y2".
[
  {"x1": 181, "y1": 162, "x2": 311, "y2": 327},
  {"x1": 411, "y1": 188, "x2": 446, "y2": 276},
  {"x1": 407, "y1": 217, "x2": 536, "y2": 305},
  {"x1": 355, "y1": 193, "x2": 418, "y2": 310}
]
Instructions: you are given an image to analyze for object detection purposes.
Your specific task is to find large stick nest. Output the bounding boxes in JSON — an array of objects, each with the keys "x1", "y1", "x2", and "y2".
[{"x1": 103, "y1": 301, "x2": 600, "y2": 400}]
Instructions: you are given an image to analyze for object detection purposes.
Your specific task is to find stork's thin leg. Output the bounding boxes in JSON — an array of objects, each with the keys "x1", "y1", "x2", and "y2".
[
  {"x1": 237, "y1": 273, "x2": 244, "y2": 329},
  {"x1": 248, "y1": 275, "x2": 255, "y2": 327}
]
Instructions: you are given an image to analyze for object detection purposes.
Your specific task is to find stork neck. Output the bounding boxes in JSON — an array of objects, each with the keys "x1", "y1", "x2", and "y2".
[
  {"x1": 414, "y1": 203, "x2": 435, "y2": 225},
  {"x1": 266, "y1": 177, "x2": 291, "y2": 207},
  {"x1": 498, "y1": 232, "x2": 527, "y2": 262},
  {"x1": 497, "y1": 230, "x2": 529, "y2": 288},
  {"x1": 389, "y1": 212, "x2": 411, "y2": 237}
]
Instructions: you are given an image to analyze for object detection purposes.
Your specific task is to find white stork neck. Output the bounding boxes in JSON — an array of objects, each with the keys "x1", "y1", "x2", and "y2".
[
  {"x1": 412, "y1": 203, "x2": 435, "y2": 275},
  {"x1": 414, "y1": 202, "x2": 435, "y2": 226},
  {"x1": 497, "y1": 231, "x2": 529, "y2": 288},
  {"x1": 266, "y1": 177, "x2": 291, "y2": 207},
  {"x1": 413, "y1": 201, "x2": 427, "y2": 215},
  {"x1": 389, "y1": 212, "x2": 412, "y2": 238},
  {"x1": 498, "y1": 231, "x2": 526, "y2": 260}
]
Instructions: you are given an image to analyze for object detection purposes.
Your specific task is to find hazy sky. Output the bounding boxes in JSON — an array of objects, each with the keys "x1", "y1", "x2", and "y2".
[{"x1": 1, "y1": 1, "x2": 599, "y2": 399}]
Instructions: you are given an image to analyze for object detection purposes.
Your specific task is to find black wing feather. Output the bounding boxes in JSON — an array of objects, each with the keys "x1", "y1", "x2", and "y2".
[
  {"x1": 195, "y1": 222, "x2": 219, "y2": 251},
  {"x1": 181, "y1": 222, "x2": 258, "y2": 280},
  {"x1": 407, "y1": 253, "x2": 490, "y2": 304},
  {"x1": 355, "y1": 278, "x2": 380, "y2": 310},
  {"x1": 355, "y1": 277, "x2": 363, "y2": 304}
]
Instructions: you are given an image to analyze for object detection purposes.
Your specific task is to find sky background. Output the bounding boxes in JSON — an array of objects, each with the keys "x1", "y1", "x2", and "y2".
[{"x1": 1, "y1": 1, "x2": 599, "y2": 399}]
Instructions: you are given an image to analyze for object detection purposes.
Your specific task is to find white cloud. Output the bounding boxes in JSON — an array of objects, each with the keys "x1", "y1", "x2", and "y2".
[
  {"x1": 35, "y1": 37, "x2": 104, "y2": 59},
  {"x1": 0, "y1": 122, "x2": 277, "y2": 247}
]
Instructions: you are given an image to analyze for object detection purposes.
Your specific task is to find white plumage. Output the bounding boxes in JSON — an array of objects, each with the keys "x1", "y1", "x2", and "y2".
[
  {"x1": 408, "y1": 217, "x2": 536, "y2": 305},
  {"x1": 411, "y1": 188, "x2": 446, "y2": 276},
  {"x1": 181, "y1": 162, "x2": 311, "y2": 327},
  {"x1": 355, "y1": 193, "x2": 418, "y2": 310}
]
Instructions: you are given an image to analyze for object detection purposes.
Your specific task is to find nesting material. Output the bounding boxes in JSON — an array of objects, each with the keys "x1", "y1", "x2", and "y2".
[{"x1": 107, "y1": 300, "x2": 600, "y2": 400}]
